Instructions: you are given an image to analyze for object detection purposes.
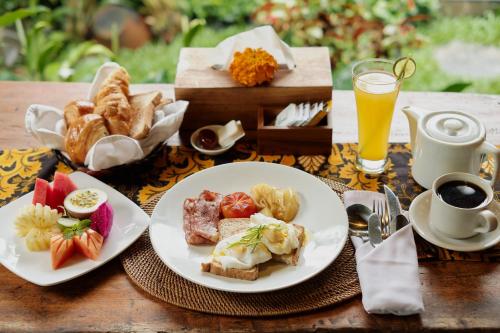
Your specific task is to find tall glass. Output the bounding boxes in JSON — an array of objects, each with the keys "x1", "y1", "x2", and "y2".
[{"x1": 352, "y1": 59, "x2": 402, "y2": 174}]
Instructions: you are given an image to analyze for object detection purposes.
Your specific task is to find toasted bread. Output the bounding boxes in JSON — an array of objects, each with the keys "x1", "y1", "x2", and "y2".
[
  {"x1": 129, "y1": 91, "x2": 162, "y2": 140},
  {"x1": 201, "y1": 261, "x2": 259, "y2": 281},
  {"x1": 201, "y1": 218, "x2": 305, "y2": 281}
]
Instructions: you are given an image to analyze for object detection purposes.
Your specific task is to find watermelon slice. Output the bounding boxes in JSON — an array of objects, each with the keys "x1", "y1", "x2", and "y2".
[
  {"x1": 50, "y1": 172, "x2": 78, "y2": 211},
  {"x1": 32, "y1": 178, "x2": 49, "y2": 206},
  {"x1": 45, "y1": 185, "x2": 57, "y2": 210}
]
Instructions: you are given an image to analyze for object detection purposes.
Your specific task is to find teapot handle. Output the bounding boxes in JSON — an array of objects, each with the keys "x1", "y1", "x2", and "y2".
[{"x1": 477, "y1": 142, "x2": 499, "y2": 186}]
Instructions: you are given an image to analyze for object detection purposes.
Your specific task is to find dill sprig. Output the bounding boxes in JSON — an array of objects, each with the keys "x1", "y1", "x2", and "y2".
[{"x1": 227, "y1": 223, "x2": 285, "y2": 252}]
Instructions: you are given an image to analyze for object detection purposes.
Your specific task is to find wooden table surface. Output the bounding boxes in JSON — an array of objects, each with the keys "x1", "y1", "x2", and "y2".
[{"x1": 0, "y1": 81, "x2": 499, "y2": 332}]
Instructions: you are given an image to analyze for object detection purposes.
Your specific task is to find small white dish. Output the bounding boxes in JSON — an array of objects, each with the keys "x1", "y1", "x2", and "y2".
[
  {"x1": 190, "y1": 125, "x2": 233, "y2": 156},
  {"x1": 0, "y1": 172, "x2": 150, "y2": 286},
  {"x1": 149, "y1": 162, "x2": 348, "y2": 293},
  {"x1": 409, "y1": 190, "x2": 500, "y2": 252}
]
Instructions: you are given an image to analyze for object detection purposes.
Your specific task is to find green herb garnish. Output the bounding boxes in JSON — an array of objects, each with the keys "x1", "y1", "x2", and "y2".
[
  {"x1": 59, "y1": 219, "x2": 91, "y2": 239},
  {"x1": 227, "y1": 223, "x2": 285, "y2": 252}
]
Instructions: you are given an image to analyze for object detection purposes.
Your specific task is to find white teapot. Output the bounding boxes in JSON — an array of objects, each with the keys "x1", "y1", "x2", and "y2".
[{"x1": 402, "y1": 106, "x2": 499, "y2": 189}]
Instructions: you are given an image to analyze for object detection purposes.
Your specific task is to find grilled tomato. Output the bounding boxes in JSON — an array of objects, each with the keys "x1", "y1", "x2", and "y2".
[{"x1": 220, "y1": 192, "x2": 257, "y2": 218}]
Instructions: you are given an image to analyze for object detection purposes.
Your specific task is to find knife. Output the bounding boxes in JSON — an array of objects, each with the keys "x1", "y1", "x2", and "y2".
[
  {"x1": 383, "y1": 185, "x2": 408, "y2": 233},
  {"x1": 368, "y1": 213, "x2": 383, "y2": 247}
]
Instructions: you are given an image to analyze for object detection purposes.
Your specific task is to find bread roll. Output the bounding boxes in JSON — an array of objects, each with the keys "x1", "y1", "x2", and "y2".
[
  {"x1": 65, "y1": 114, "x2": 109, "y2": 165},
  {"x1": 93, "y1": 67, "x2": 132, "y2": 135},
  {"x1": 63, "y1": 100, "x2": 94, "y2": 128}
]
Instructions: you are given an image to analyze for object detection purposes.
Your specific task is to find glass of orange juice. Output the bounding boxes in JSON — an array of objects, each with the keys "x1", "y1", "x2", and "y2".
[{"x1": 352, "y1": 59, "x2": 402, "y2": 174}]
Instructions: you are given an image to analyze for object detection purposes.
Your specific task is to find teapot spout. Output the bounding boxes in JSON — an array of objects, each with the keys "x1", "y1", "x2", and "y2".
[{"x1": 402, "y1": 106, "x2": 429, "y2": 151}]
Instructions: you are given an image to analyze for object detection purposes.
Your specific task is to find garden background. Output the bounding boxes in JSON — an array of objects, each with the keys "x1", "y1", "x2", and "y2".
[{"x1": 1, "y1": 0, "x2": 499, "y2": 93}]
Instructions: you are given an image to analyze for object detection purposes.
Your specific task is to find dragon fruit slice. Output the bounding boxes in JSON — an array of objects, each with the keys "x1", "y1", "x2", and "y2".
[{"x1": 90, "y1": 202, "x2": 114, "y2": 239}]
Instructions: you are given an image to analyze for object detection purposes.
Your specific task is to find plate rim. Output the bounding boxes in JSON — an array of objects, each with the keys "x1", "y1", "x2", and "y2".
[
  {"x1": 149, "y1": 161, "x2": 348, "y2": 293},
  {"x1": 409, "y1": 190, "x2": 500, "y2": 252},
  {"x1": 0, "y1": 171, "x2": 150, "y2": 286}
]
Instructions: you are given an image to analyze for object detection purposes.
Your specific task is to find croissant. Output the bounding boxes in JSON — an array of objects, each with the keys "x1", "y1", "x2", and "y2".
[
  {"x1": 63, "y1": 100, "x2": 94, "y2": 127},
  {"x1": 93, "y1": 67, "x2": 132, "y2": 136},
  {"x1": 65, "y1": 114, "x2": 109, "y2": 165}
]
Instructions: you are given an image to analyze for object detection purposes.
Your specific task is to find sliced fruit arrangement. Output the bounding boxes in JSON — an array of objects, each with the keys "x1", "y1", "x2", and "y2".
[
  {"x1": 15, "y1": 172, "x2": 114, "y2": 270},
  {"x1": 64, "y1": 188, "x2": 107, "y2": 219},
  {"x1": 33, "y1": 171, "x2": 78, "y2": 212},
  {"x1": 50, "y1": 218, "x2": 104, "y2": 269},
  {"x1": 15, "y1": 203, "x2": 61, "y2": 251}
]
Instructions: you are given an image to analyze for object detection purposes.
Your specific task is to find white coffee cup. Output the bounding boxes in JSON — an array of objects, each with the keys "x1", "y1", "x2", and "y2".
[{"x1": 429, "y1": 172, "x2": 498, "y2": 239}]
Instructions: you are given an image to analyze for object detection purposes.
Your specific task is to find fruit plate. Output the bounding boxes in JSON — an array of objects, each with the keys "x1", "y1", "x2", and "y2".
[
  {"x1": 149, "y1": 162, "x2": 348, "y2": 293},
  {"x1": 0, "y1": 172, "x2": 150, "y2": 286}
]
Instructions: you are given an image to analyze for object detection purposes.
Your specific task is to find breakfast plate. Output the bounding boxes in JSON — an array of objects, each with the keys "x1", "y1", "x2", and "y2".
[
  {"x1": 0, "y1": 172, "x2": 150, "y2": 286},
  {"x1": 149, "y1": 162, "x2": 348, "y2": 293},
  {"x1": 409, "y1": 190, "x2": 500, "y2": 252}
]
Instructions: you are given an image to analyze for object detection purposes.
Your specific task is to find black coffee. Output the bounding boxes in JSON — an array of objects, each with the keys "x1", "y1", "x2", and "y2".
[{"x1": 437, "y1": 181, "x2": 487, "y2": 209}]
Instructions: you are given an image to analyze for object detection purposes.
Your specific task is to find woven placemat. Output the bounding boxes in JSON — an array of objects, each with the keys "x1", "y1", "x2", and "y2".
[{"x1": 120, "y1": 177, "x2": 360, "y2": 316}]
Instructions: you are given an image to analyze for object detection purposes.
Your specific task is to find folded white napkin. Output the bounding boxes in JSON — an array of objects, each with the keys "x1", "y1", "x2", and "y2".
[
  {"x1": 211, "y1": 25, "x2": 295, "y2": 70},
  {"x1": 344, "y1": 190, "x2": 424, "y2": 316},
  {"x1": 25, "y1": 62, "x2": 188, "y2": 171}
]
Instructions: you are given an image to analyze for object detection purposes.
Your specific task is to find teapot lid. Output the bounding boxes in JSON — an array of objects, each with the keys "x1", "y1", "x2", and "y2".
[{"x1": 424, "y1": 112, "x2": 482, "y2": 143}]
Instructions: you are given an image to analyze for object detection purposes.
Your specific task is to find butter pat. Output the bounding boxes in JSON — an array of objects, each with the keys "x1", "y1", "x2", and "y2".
[{"x1": 216, "y1": 120, "x2": 245, "y2": 147}]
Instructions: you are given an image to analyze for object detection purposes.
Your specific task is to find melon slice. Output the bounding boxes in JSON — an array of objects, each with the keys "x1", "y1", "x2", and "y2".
[
  {"x1": 32, "y1": 178, "x2": 49, "y2": 206},
  {"x1": 51, "y1": 172, "x2": 78, "y2": 211}
]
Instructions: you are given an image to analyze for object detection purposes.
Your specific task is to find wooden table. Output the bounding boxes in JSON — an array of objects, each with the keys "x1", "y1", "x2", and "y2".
[{"x1": 0, "y1": 81, "x2": 499, "y2": 332}]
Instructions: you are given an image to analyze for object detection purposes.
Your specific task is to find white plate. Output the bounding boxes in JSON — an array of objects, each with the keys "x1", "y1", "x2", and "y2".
[
  {"x1": 409, "y1": 190, "x2": 500, "y2": 252},
  {"x1": 0, "y1": 172, "x2": 150, "y2": 286},
  {"x1": 150, "y1": 162, "x2": 348, "y2": 293}
]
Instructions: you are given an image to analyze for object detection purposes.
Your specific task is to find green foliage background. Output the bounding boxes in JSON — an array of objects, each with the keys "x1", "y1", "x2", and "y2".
[{"x1": 0, "y1": 0, "x2": 499, "y2": 93}]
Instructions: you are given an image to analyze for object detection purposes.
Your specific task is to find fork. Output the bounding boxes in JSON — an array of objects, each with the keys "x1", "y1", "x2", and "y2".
[{"x1": 373, "y1": 200, "x2": 391, "y2": 238}]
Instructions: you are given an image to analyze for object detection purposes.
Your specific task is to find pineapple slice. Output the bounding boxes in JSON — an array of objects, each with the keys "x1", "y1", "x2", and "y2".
[{"x1": 15, "y1": 203, "x2": 61, "y2": 251}]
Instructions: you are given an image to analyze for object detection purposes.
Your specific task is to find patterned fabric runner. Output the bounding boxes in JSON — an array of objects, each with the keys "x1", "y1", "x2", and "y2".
[{"x1": 1, "y1": 143, "x2": 498, "y2": 262}]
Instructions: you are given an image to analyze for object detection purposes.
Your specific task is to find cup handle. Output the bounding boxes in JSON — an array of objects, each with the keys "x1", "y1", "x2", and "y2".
[
  {"x1": 474, "y1": 210, "x2": 498, "y2": 234},
  {"x1": 477, "y1": 142, "x2": 499, "y2": 186}
]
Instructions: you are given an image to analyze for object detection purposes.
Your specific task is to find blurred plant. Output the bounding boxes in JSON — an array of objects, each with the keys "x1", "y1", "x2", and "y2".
[
  {"x1": 59, "y1": 0, "x2": 100, "y2": 39},
  {"x1": 0, "y1": 3, "x2": 113, "y2": 81},
  {"x1": 181, "y1": 0, "x2": 260, "y2": 25},
  {"x1": 252, "y1": 0, "x2": 439, "y2": 68},
  {"x1": 141, "y1": 0, "x2": 183, "y2": 42},
  {"x1": 181, "y1": 17, "x2": 205, "y2": 46}
]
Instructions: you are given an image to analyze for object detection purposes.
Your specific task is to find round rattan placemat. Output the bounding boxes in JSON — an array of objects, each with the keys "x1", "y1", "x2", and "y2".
[{"x1": 120, "y1": 177, "x2": 360, "y2": 316}]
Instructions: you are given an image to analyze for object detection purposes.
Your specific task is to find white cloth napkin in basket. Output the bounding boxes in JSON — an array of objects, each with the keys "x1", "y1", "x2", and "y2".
[
  {"x1": 25, "y1": 62, "x2": 188, "y2": 171},
  {"x1": 344, "y1": 190, "x2": 424, "y2": 316}
]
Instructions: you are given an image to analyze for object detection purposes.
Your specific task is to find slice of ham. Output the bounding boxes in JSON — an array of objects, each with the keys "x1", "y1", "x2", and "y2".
[{"x1": 183, "y1": 190, "x2": 222, "y2": 245}]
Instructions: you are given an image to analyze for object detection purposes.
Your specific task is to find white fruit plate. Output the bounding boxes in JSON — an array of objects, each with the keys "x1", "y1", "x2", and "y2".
[
  {"x1": 0, "y1": 171, "x2": 150, "y2": 286},
  {"x1": 150, "y1": 162, "x2": 348, "y2": 293}
]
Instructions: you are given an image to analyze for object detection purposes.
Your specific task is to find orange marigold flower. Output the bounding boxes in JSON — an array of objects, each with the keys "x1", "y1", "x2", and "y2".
[{"x1": 229, "y1": 48, "x2": 278, "y2": 87}]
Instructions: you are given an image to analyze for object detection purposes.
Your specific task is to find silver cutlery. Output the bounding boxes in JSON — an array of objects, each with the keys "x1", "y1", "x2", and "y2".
[
  {"x1": 375, "y1": 200, "x2": 391, "y2": 238},
  {"x1": 383, "y1": 185, "x2": 410, "y2": 232},
  {"x1": 346, "y1": 204, "x2": 371, "y2": 238},
  {"x1": 368, "y1": 203, "x2": 383, "y2": 247}
]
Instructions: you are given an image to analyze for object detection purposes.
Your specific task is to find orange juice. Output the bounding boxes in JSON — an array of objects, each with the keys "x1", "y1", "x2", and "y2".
[{"x1": 353, "y1": 71, "x2": 400, "y2": 161}]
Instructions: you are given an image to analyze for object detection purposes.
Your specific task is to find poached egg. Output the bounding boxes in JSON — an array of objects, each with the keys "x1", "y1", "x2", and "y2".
[{"x1": 212, "y1": 213, "x2": 300, "y2": 270}]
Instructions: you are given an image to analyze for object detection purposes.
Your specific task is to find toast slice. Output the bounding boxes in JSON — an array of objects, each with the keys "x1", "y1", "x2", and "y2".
[
  {"x1": 200, "y1": 218, "x2": 305, "y2": 281},
  {"x1": 129, "y1": 91, "x2": 162, "y2": 140}
]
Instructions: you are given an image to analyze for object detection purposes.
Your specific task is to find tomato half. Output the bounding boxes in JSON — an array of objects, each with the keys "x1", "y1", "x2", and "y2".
[
  {"x1": 50, "y1": 234, "x2": 75, "y2": 269},
  {"x1": 73, "y1": 229, "x2": 104, "y2": 260},
  {"x1": 220, "y1": 192, "x2": 257, "y2": 218}
]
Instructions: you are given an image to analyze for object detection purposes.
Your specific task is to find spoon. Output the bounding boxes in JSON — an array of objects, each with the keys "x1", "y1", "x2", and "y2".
[{"x1": 346, "y1": 204, "x2": 372, "y2": 236}]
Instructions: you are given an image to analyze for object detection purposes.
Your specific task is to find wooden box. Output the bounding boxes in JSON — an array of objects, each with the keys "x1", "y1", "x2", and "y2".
[
  {"x1": 175, "y1": 47, "x2": 333, "y2": 141},
  {"x1": 257, "y1": 106, "x2": 332, "y2": 155}
]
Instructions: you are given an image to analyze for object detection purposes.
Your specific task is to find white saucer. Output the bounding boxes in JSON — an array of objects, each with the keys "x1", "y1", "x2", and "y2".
[
  {"x1": 409, "y1": 190, "x2": 500, "y2": 252},
  {"x1": 190, "y1": 125, "x2": 234, "y2": 156}
]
